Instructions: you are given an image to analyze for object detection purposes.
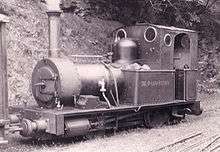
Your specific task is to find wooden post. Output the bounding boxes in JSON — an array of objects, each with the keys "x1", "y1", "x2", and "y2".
[{"x1": 0, "y1": 14, "x2": 9, "y2": 144}]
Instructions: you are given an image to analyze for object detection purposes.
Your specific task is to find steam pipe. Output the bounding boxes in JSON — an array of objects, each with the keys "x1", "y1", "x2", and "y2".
[{"x1": 46, "y1": 10, "x2": 62, "y2": 57}]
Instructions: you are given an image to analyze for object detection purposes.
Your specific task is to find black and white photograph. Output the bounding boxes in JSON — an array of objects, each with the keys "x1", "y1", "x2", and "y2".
[{"x1": 0, "y1": 0, "x2": 220, "y2": 151}]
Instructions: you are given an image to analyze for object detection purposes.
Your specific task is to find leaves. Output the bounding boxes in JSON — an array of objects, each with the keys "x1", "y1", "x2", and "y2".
[{"x1": 60, "y1": 0, "x2": 220, "y2": 90}]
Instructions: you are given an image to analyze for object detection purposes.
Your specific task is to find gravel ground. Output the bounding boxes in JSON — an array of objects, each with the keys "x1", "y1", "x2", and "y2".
[
  {"x1": 1, "y1": 92, "x2": 220, "y2": 152},
  {"x1": 0, "y1": 1, "x2": 219, "y2": 151}
]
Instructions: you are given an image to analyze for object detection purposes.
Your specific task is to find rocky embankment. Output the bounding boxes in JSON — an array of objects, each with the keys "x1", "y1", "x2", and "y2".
[{"x1": 0, "y1": 0, "x2": 121, "y2": 105}]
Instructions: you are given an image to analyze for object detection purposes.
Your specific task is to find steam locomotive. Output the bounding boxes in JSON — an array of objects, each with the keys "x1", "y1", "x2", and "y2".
[{"x1": 0, "y1": 10, "x2": 202, "y2": 143}]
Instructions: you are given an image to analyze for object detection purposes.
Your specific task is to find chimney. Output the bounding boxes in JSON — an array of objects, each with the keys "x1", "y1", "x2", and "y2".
[
  {"x1": 0, "y1": 14, "x2": 9, "y2": 144},
  {"x1": 46, "y1": 0, "x2": 62, "y2": 57}
]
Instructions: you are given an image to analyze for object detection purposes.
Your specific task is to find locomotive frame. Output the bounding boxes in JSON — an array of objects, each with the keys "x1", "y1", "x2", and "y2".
[{"x1": 0, "y1": 7, "x2": 202, "y2": 144}]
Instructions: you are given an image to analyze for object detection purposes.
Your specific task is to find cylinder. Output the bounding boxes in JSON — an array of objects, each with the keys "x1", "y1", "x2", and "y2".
[
  {"x1": 47, "y1": 11, "x2": 61, "y2": 57},
  {"x1": 65, "y1": 119, "x2": 91, "y2": 137},
  {"x1": 32, "y1": 58, "x2": 123, "y2": 108},
  {"x1": 20, "y1": 119, "x2": 47, "y2": 137}
]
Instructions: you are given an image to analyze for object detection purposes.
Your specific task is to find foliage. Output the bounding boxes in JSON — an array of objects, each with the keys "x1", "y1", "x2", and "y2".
[{"x1": 62, "y1": 0, "x2": 220, "y2": 82}]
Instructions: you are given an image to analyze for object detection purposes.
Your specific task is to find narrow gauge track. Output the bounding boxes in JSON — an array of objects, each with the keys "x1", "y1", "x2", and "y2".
[{"x1": 150, "y1": 132, "x2": 220, "y2": 152}]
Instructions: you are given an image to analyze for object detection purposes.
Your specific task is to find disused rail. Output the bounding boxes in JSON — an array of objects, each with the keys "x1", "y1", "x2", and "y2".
[
  {"x1": 150, "y1": 132, "x2": 203, "y2": 152},
  {"x1": 150, "y1": 132, "x2": 220, "y2": 152}
]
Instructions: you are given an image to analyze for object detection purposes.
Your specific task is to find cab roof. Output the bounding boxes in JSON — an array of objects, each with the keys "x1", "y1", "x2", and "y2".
[{"x1": 136, "y1": 23, "x2": 196, "y2": 33}]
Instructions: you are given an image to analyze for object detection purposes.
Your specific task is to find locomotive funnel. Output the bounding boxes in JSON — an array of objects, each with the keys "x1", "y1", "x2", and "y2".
[{"x1": 46, "y1": 0, "x2": 62, "y2": 57}]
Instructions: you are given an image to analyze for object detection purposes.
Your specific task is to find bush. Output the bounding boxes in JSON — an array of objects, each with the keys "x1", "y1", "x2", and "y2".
[{"x1": 62, "y1": 0, "x2": 220, "y2": 79}]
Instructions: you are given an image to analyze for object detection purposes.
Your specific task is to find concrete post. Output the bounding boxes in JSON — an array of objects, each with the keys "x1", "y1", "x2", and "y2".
[{"x1": 0, "y1": 14, "x2": 9, "y2": 144}]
